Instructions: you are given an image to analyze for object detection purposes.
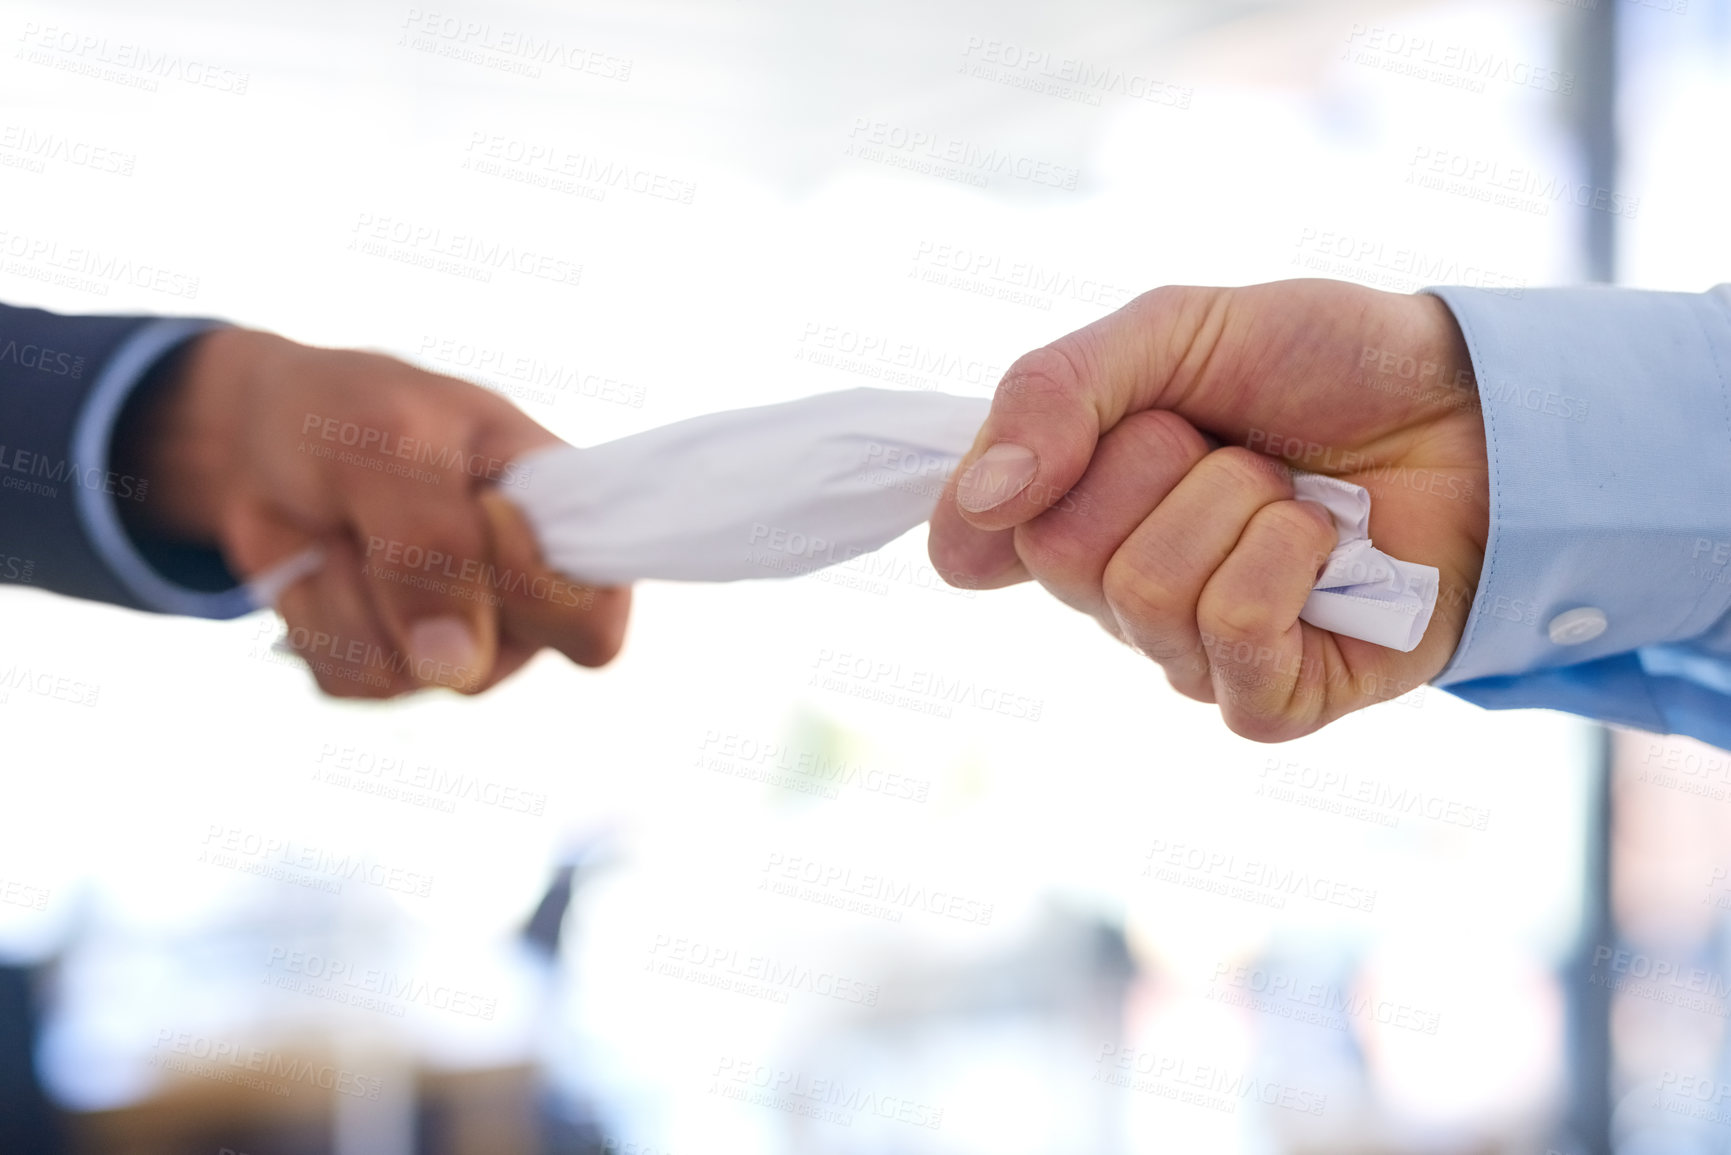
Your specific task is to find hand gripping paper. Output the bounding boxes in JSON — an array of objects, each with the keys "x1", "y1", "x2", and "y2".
[{"x1": 503, "y1": 388, "x2": 1439, "y2": 652}]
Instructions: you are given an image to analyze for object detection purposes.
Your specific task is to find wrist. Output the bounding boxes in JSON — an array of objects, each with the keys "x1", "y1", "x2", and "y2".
[
  {"x1": 1369, "y1": 291, "x2": 1480, "y2": 414},
  {"x1": 112, "y1": 326, "x2": 269, "y2": 546}
]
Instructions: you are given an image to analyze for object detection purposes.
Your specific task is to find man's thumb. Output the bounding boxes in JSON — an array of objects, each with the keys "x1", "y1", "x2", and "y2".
[{"x1": 947, "y1": 286, "x2": 1217, "y2": 533}]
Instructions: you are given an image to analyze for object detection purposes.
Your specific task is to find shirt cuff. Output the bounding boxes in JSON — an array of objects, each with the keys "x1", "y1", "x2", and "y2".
[
  {"x1": 1425, "y1": 284, "x2": 1731, "y2": 687},
  {"x1": 71, "y1": 317, "x2": 255, "y2": 619}
]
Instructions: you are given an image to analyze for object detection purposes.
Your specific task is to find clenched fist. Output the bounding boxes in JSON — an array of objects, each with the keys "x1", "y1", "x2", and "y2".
[
  {"x1": 114, "y1": 327, "x2": 630, "y2": 698},
  {"x1": 928, "y1": 279, "x2": 1489, "y2": 741}
]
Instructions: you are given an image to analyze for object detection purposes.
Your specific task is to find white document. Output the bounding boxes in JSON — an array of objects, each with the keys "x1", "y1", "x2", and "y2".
[{"x1": 502, "y1": 388, "x2": 1439, "y2": 652}]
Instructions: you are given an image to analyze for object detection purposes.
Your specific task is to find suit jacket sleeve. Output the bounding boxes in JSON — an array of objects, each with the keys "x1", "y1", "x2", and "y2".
[{"x1": 0, "y1": 302, "x2": 249, "y2": 617}]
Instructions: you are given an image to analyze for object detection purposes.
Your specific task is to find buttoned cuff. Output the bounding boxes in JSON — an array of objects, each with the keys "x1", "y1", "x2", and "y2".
[
  {"x1": 73, "y1": 317, "x2": 252, "y2": 619},
  {"x1": 1426, "y1": 285, "x2": 1731, "y2": 687}
]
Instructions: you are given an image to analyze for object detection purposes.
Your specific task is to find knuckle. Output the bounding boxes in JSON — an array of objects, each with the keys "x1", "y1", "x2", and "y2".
[
  {"x1": 1260, "y1": 500, "x2": 1336, "y2": 552},
  {"x1": 1101, "y1": 552, "x2": 1165, "y2": 625},
  {"x1": 367, "y1": 510, "x2": 487, "y2": 573},
  {"x1": 1201, "y1": 446, "x2": 1293, "y2": 497},
  {"x1": 349, "y1": 388, "x2": 425, "y2": 442},
  {"x1": 996, "y1": 341, "x2": 1088, "y2": 410},
  {"x1": 1198, "y1": 588, "x2": 1279, "y2": 647},
  {"x1": 1122, "y1": 284, "x2": 1189, "y2": 327},
  {"x1": 1116, "y1": 409, "x2": 1210, "y2": 466},
  {"x1": 1102, "y1": 553, "x2": 1188, "y2": 652}
]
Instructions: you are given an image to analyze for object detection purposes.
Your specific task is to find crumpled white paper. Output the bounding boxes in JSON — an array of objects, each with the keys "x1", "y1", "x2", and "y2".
[
  {"x1": 502, "y1": 388, "x2": 1439, "y2": 652},
  {"x1": 1282, "y1": 472, "x2": 1438, "y2": 651}
]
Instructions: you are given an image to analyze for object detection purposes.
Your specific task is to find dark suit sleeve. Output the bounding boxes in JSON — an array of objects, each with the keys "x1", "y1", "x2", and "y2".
[{"x1": 0, "y1": 302, "x2": 247, "y2": 616}]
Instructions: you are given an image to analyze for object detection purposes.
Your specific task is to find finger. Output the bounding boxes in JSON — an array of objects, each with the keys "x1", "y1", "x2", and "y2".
[
  {"x1": 944, "y1": 285, "x2": 1225, "y2": 534},
  {"x1": 220, "y1": 498, "x2": 410, "y2": 697},
  {"x1": 274, "y1": 534, "x2": 418, "y2": 699},
  {"x1": 481, "y1": 491, "x2": 630, "y2": 668},
  {"x1": 344, "y1": 471, "x2": 498, "y2": 693},
  {"x1": 1012, "y1": 409, "x2": 1211, "y2": 621},
  {"x1": 1196, "y1": 499, "x2": 1338, "y2": 742},
  {"x1": 409, "y1": 378, "x2": 634, "y2": 671},
  {"x1": 926, "y1": 485, "x2": 1027, "y2": 590},
  {"x1": 473, "y1": 637, "x2": 539, "y2": 693},
  {"x1": 220, "y1": 493, "x2": 327, "y2": 600},
  {"x1": 521, "y1": 585, "x2": 632, "y2": 668},
  {"x1": 1102, "y1": 447, "x2": 1294, "y2": 702}
]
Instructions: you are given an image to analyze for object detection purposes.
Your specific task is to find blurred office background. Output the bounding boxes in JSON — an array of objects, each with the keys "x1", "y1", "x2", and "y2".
[{"x1": 0, "y1": 0, "x2": 1727, "y2": 1151}]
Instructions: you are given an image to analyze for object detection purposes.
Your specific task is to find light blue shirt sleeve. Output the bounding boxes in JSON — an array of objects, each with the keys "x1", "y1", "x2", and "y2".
[
  {"x1": 72, "y1": 317, "x2": 255, "y2": 619},
  {"x1": 1425, "y1": 283, "x2": 1731, "y2": 751}
]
